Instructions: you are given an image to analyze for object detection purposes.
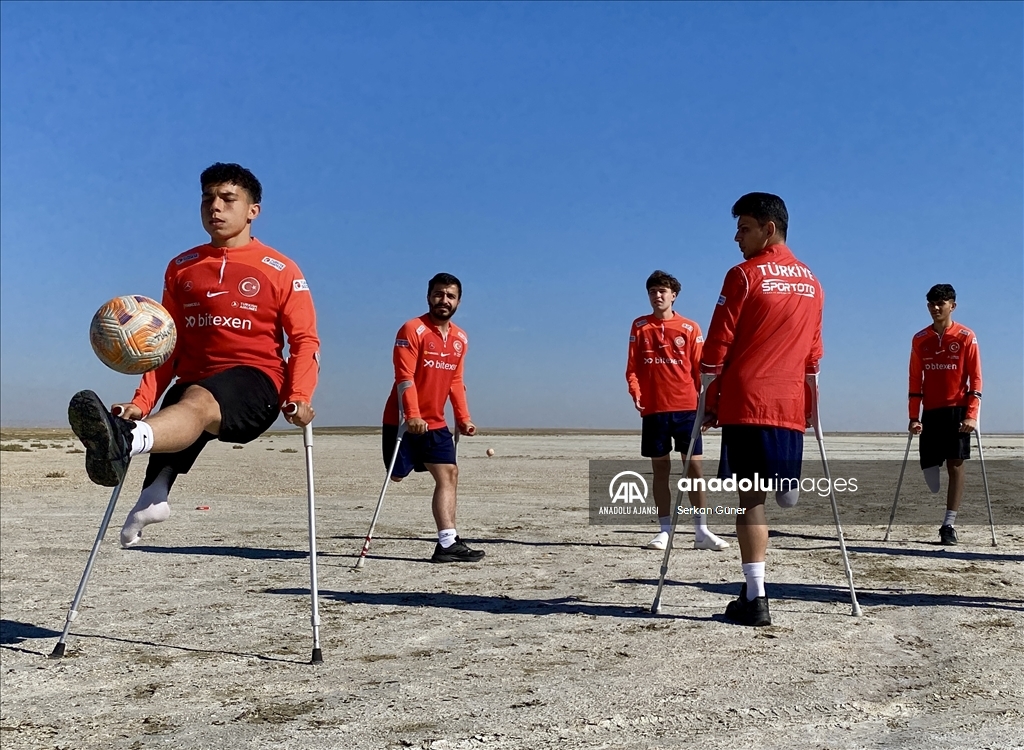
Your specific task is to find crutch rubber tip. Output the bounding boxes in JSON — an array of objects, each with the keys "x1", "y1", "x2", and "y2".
[
  {"x1": 650, "y1": 603, "x2": 662, "y2": 615},
  {"x1": 311, "y1": 648, "x2": 323, "y2": 664},
  {"x1": 851, "y1": 605, "x2": 863, "y2": 617},
  {"x1": 353, "y1": 557, "x2": 365, "y2": 570},
  {"x1": 50, "y1": 642, "x2": 66, "y2": 659}
]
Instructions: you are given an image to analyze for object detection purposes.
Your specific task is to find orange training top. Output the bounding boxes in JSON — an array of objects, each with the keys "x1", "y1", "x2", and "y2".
[
  {"x1": 700, "y1": 244, "x2": 823, "y2": 431},
  {"x1": 908, "y1": 321, "x2": 982, "y2": 420},
  {"x1": 626, "y1": 312, "x2": 703, "y2": 416},
  {"x1": 131, "y1": 238, "x2": 320, "y2": 416},
  {"x1": 383, "y1": 314, "x2": 471, "y2": 430}
]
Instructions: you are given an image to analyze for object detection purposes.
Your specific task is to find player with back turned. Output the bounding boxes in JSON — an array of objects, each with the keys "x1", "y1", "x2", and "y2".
[
  {"x1": 907, "y1": 283, "x2": 982, "y2": 545},
  {"x1": 701, "y1": 192, "x2": 823, "y2": 627},
  {"x1": 626, "y1": 270, "x2": 729, "y2": 552},
  {"x1": 68, "y1": 163, "x2": 320, "y2": 546}
]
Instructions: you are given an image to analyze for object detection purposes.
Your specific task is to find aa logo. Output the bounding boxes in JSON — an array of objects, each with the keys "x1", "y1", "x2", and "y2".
[{"x1": 609, "y1": 471, "x2": 648, "y2": 504}]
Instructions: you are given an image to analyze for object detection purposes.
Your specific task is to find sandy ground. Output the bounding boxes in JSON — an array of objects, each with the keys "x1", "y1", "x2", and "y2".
[{"x1": 1, "y1": 430, "x2": 1022, "y2": 750}]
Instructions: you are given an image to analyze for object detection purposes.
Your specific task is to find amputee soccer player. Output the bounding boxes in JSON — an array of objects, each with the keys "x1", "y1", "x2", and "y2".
[
  {"x1": 908, "y1": 283, "x2": 982, "y2": 546},
  {"x1": 68, "y1": 163, "x2": 320, "y2": 546},
  {"x1": 626, "y1": 270, "x2": 730, "y2": 552},
  {"x1": 701, "y1": 193, "x2": 823, "y2": 627},
  {"x1": 382, "y1": 273, "x2": 482, "y2": 563}
]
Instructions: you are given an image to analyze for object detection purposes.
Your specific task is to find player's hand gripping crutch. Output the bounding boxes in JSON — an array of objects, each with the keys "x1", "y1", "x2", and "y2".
[
  {"x1": 651, "y1": 373, "x2": 714, "y2": 615},
  {"x1": 51, "y1": 457, "x2": 132, "y2": 658},
  {"x1": 808, "y1": 374, "x2": 862, "y2": 616},
  {"x1": 975, "y1": 421, "x2": 997, "y2": 547},
  {"x1": 883, "y1": 432, "x2": 915, "y2": 542},
  {"x1": 354, "y1": 381, "x2": 412, "y2": 569},
  {"x1": 286, "y1": 403, "x2": 323, "y2": 664}
]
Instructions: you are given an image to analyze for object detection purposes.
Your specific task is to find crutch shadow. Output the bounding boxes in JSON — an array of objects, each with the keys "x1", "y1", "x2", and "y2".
[
  {"x1": 614, "y1": 579, "x2": 1024, "y2": 612},
  {"x1": 0, "y1": 619, "x2": 61, "y2": 656},
  {"x1": 65, "y1": 632, "x2": 310, "y2": 664},
  {"x1": 329, "y1": 534, "x2": 640, "y2": 550},
  {"x1": 130, "y1": 544, "x2": 313, "y2": 560},
  {"x1": 845, "y1": 545, "x2": 1024, "y2": 563},
  {"x1": 266, "y1": 588, "x2": 708, "y2": 621}
]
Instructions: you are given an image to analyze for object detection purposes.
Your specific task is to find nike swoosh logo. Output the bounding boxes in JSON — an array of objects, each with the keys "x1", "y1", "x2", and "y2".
[
  {"x1": 207, "y1": 291, "x2": 228, "y2": 297},
  {"x1": 440, "y1": 353, "x2": 451, "y2": 357}
]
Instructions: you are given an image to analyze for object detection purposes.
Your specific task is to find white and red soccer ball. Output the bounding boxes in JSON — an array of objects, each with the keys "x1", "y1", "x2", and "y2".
[{"x1": 89, "y1": 295, "x2": 177, "y2": 374}]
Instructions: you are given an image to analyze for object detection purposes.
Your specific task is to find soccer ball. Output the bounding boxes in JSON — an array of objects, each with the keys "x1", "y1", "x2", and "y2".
[{"x1": 89, "y1": 295, "x2": 177, "y2": 374}]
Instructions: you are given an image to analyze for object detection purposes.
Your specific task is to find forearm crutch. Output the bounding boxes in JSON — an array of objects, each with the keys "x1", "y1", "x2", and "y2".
[
  {"x1": 975, "y1": 425, "x2": 997, "y2": 547},
  {"x1": 883, "y1": 432, "x2": 915, "y2": 542},
  {"x1": 651, "y1": 373, "x2": 714, "y2": 615},
  {"x1": 291, "y1": 406, "x2": 323, "y2": 664},
  {"x1": 809, "y1": 374, "x2": 862, "y2": 616},
  {"x1": 51, "y1": 474, "x2": 129, "y2": 658},
  {"x1": 354, "y1": 381, "x2": 411, "y2": 569}
]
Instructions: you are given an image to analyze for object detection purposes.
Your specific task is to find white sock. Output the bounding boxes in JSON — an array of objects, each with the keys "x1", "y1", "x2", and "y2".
[
  {"x1": 943, "y1": 510, "x2": 957, "y2": 527},
  {"x1": 438, "y1": 528, "x2": 457, "y2": 548},
  {"x1": 923, "y1": 466, "x2": 941, "y2": 493},
  {"x1": 693, "y1": 512, "x2": 708, "y2": 540},
  {"x1": 742, "y1": 561, "x2": 766, "y2": 600},
  {"x1": 129, "y1": 421, "x2": 155, "y2": 457},
  {"x1": 659, "y1": 516, "x2": 672, "y2": 534},
  {"x1": 119, "y1": 466, "x2": 174, "y2": 547}
]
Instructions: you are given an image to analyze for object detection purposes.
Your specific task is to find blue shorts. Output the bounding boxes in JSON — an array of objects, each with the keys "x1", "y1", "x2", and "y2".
[
  {"x1": 717, "y1": 425, "x2": 803, "y2": 485},
  {"x1": 641, "y1": 411, "x2": 703, "y2": 458},
  {"x1": 382, "y1": 424, "x2": 457, "y2": 479}
]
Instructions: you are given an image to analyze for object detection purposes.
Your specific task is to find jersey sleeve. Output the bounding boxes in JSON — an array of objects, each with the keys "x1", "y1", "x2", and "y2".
[
  {"x1": 280, "y1": 264, "x2": 321, "y2": 405},
  {"x1": 131, "y1": 265, "x2": 181, "y2": 416},
  {"x1": 701, "y1": 267, "x2": 747, "y2": 374},
  {"x1": 701, "y1": 267, "x2": 748, "y2": 415},
  {"x1": 626, "y1": 325, "x2": 641, "y2": 404},
  {"x1": 449, "y1": 353, "x2": 471, "y2": 425},
  {"x1": 807, "y1": 290, "x2": 824, "y2": 374},
  {"x1": 691, "y1": 323, "x2": 704, "y2": 398},
  {"x1": 964, "y1": 333, "x2": 982, "y2": 421},
  {"x1": 908, "y1": 340, "x2": 924, "y2": 420},
  {"x1": 393, "y1": 321, "x2": 422, "y2": 421}
]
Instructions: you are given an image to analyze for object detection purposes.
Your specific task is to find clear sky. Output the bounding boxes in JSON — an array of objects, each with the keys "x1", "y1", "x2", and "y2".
[{"x1": 2, "y1": 2, "x2": 1021, "y2": 431}]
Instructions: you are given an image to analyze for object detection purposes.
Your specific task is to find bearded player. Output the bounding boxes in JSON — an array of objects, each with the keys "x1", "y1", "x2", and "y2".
[
  {"x1": 382, "y1": 273, "x2": 481, "y2": 563},
  {"x1": 68, "y1": 163, "x2": 320, "y2": 547}
]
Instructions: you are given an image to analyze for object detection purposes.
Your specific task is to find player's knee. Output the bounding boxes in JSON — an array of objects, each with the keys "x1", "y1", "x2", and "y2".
[{"x1": 776, "y1": 488, "x2": 799, "y2": 508}]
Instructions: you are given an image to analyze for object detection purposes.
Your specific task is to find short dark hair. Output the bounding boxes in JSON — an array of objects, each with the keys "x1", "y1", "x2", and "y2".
[
  {"x1": 428, "y1": 272, "x2": 462, "y2": 299},
  {"x1": 646, "y1": 270, "x2": 681, "y2": 295},
  {"x1": 926, "y1": 284, "x2": 956, "y2": 303},
  {"x1": 200, "y1": 163, "x2": 262, "y2": 204},
  {"x1": 732, "y1": 192, "x2": 788, "y2": 240}
]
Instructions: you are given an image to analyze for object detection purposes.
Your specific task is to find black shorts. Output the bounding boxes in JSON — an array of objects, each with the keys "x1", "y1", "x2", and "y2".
[
  {"x1": 717, "y1": 425, "x2": 803, "y2": 484},
  {"x1": 142, "y1": 366, "x2": 280, "y2": 485},
  {"x1": 382, "y1": 424, "x2": 457, "y2": 479},
  {"x1": 641, "y1": 411, "x2": 703, "y2": 458},
  {"x1": 919, "y1": 407, "x2": 971, "y2": 469}
]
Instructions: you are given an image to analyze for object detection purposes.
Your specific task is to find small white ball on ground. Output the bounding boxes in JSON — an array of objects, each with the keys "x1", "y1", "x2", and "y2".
[{"x1": 486, "y1": 448, "x2": 495, "y2": 457}]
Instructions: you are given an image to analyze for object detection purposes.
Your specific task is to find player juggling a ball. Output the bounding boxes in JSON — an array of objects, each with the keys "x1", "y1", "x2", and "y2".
[{"x1": 69, "y1": 163, "x2": 320, "y2": 547}]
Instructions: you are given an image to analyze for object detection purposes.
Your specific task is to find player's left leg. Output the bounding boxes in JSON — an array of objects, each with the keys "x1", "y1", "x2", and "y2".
[
  {"x1": 940, "y1": 459, "x2": 966, "y2": 545},
  {"x1": 938, "y1": 407, "x2": 970, "y2": 545},
  {"x1": 425, "y1": 428, "x2": 483, "y2": 563}
]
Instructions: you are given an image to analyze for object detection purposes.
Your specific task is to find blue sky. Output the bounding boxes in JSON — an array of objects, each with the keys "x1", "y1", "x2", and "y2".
[{"x1": 2, "y1": 2, "x2": 1021, "y2": 431}]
